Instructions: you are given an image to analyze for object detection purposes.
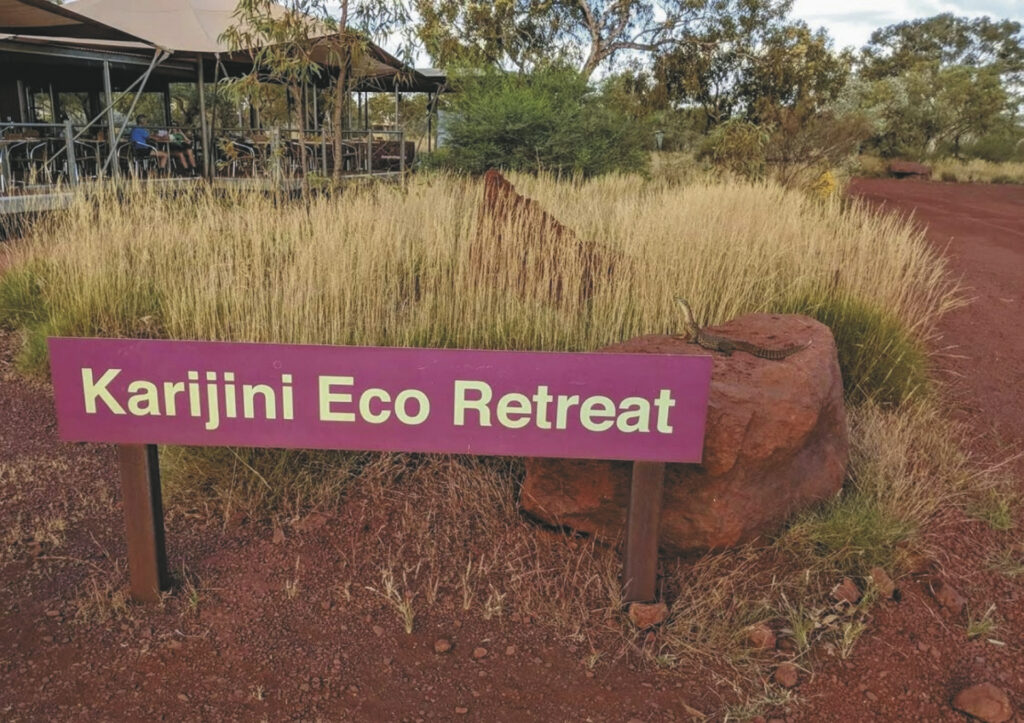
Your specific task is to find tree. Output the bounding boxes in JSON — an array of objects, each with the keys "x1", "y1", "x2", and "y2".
[
  {"x1": 852, "y1": 14, "x2": 1021, "y2": 158},
  {"x1": 434, "y1": 65, "x2": 649, "y2": 177},
  {"x1": 654, "y1": 0, "x2": 849, "y2": 130},
  {"x1": 416, "y1": 0, "x2": 738, "y2": 80},
  {"x1": 861, "y1": 14, "x2": 1024, "y2": 88}
]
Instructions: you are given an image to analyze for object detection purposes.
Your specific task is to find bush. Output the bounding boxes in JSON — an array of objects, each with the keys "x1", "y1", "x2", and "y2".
[
  {"x1": 778, "y1": 291, "x2": 930, "y2": 407},
  {"x1": 435, "y1": 66, "x2": 649, "y2": 178},
  {"x1": 698, "y1": 119, "x2": 769, "y2": 178}
]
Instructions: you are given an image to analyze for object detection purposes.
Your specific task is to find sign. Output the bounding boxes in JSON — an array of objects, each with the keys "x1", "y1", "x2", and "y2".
[{"x1": 49, "y1": 337, "x2": 712, "y2": 463}]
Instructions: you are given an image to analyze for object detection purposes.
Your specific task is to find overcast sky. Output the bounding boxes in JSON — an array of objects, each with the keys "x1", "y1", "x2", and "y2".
[{"x1": 790, "y1": 0, "x2": 1023, "y2": 51}]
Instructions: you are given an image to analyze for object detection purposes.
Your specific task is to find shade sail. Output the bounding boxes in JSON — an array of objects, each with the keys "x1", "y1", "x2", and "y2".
[
  {"x1": 67, "y1": 0, "x2": 317, "y2": 55},
  {"x1": 0, "y1": 0, "x2": 145, "y2": 41}
]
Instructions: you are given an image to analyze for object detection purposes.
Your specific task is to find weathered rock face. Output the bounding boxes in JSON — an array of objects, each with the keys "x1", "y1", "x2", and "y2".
[{"x1": 520, "y1": 314, "x2": 848, "y2": 555}]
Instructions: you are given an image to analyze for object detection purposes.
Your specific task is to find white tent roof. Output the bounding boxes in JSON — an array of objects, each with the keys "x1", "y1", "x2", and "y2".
[
  {"x1": 0, "y1": 0, "x2": 145, "y2": 42},
  {"x1": 66, "y1": 0, "x2": 294, "y2": 54}
]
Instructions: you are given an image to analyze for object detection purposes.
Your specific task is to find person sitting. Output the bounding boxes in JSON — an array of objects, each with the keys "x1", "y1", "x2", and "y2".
[
  {"x1": 128, "y1": 115, "x2": 168, "y2": 172},
  {"x1": 168, "y1": 128, "x2": 198, "y2": 175}
]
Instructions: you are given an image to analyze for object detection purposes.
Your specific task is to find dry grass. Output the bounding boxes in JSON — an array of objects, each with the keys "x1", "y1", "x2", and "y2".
[
  {"x1": 931, "y1": 159, "x2": 1024, "y2": 185},
  {"x1": 1, "y1": 174, "x2": 954, "y2": 365}
]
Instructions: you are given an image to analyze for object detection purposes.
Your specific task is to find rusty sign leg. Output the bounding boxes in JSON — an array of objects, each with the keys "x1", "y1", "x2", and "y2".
[
  {"x1": 623, "y1": 461, "x2": 666, "y2": 604},
  {"x1": 117, "y1": 444, "x2": 169, "y2": 603}
]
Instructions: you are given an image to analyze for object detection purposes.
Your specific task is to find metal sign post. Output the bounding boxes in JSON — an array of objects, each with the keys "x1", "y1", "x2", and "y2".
[
  {"x1": 623, "y1": 461, "x2": 666, "y2": 603},
  {"x1": 117, "y1": 444, "x2": 169, "y2": 602}
]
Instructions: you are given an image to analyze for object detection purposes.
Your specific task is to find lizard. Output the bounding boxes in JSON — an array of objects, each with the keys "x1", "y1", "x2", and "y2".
[{"x1": 674, "y1": 297, "x2": 811, "y2": 360}]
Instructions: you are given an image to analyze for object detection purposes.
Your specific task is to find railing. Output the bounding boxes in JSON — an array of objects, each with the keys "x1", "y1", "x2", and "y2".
[
  {"x1": 210, "y1": 127, "x2": 411, "y2": 181},
  {"x1": 2, "y1": 121, "x2": 411, "y2": 196}
]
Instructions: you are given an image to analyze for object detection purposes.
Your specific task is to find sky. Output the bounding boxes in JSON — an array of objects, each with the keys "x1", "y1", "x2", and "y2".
[{"x1": 790, "y1": 0, "x2": 1024, "y2": 51}]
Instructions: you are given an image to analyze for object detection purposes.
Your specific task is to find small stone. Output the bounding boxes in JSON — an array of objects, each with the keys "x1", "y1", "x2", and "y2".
[
  {"x1": 952, "y1": 682, "x2": 1012, "y2": 723},
  {"x1": 866, "y1": 692, "x2": 878, "y2": 702},
  {"x1": 917, "y1": 642, "x2": 930, "y2": 653},
  {"x1": 832, "y1": 577, "x2": 861, "y2": 604},
  {"x1": 744, "y1": 623, "x2": 776, "y2": 650},
  {"x1": 928, "y1": 578, "x2": 966, "y2": 616},
  {"x1": 455, "y1": 707, "x2": 469, "y2": 715},
  {"x1": 372, "y1": 625, "x2": 385, "y2": 637},
  {"x1": 585, "y1": 670, "x2": 595, "y2": 678},
  {"x1": 177, "y1": 693, "x2": 189, "y2": 702},
  {"x1": 472, "y1": 647, "x2": 488, "y2": 659},
  {"x1": 434, "y1": 638, "x2": 452, "y2": 654},
  {"x1": 774, "y1": 662, "x2": 799, "y2": 689},
  {"x1": 504, "y1": 645, "x2": 516, "y2": 656},
  {"x1": 44, "y1": 610, "x2": 60, "y2": 618},
  {"x1": 168, "y1": 640, "x2": 183, "y2": 650},
  {"x1": 870, "y1": 567, "x2": 896, "y2": 599},
  {"x1": 272, "y1": 527, "x2": 285, "y2": 545},
  {"x1": 627, "y1": 602, "x2": 668, "y2": 629}
]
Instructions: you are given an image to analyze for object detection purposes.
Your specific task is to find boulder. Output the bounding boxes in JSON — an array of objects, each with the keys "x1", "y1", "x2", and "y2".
[
  {"x1": 888, "y1": 161, "x2": 932, "y2": 179},
  {"x1": 520, "y1": 315, "x2": 848, "y2": 554}
]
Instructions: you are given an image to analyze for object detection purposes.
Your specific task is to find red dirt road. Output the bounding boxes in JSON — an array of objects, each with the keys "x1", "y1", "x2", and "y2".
[
  {"x1": 790, "y1": 180, "x2": 1024, "y2": 721},
  {"x1": 1, "y1": 179, "x2": 1022, "y2": 721}
]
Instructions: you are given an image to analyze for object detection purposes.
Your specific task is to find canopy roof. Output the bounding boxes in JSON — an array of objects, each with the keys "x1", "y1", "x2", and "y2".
[
  {"x1": 0, "y1": 0, "x2": 145, "y2": 42},
  {"x1": 67, "y1": 0, "x2": 319, "y2": 55}
]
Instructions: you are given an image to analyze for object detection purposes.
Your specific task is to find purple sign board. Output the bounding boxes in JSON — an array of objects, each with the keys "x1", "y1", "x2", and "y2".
[{"x1": 49, "y1": 338, "x2": 712, "y2": 463}]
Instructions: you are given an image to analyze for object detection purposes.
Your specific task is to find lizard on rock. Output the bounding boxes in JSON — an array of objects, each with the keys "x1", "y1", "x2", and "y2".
[{"x1": 675, "y1": 298, "x2": 811, "y2": 360}]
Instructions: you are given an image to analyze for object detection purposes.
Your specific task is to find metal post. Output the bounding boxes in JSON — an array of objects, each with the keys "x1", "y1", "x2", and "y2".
[
  {"x1": 321, "y1": 131, "x2": 328, "y2": 176},
  {"x1": 394, "y1": 87, "x2": 399, "y2": 129},
  {"x1": 427, "y1": 92, "x2": 432, "y2": 153},
  {"x1": 399, "y1": 130, "x2": 405, "y2": 180},
  {"x1": 48, "y1": 83, "x2": 59, "y2": 123},
  {"x1": 162, "y1": 82, "x2": 172, "y2": 126},
  {"x1": 63, "y1": 119, "x2": 78, "y2": 186},
  {"x1": 117, "y1": 444, "x2": 169, "y2": 603},
  {"x1": 271, "y1": 125, "x2": 282, "y2": 185},
  {"x1": 16, "y1": 79, "x2": 28, "y2": 123},
  {"x1": 197, "y1": 59, "x2": 210, "y2": 179},
  {"x1": 366, "y1": 126, "x2": 372, "y2": 175},
  {"x1": 102, "y1": 61, "x2": 119, "y2": 178},
  {"x1": 622, "y1": 461, "x2": 665, "y2": 603}
]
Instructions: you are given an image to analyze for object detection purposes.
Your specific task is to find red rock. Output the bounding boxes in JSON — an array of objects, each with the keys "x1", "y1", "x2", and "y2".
[
  {"x1": 774, "y1": 662, "x2": 799, "y2": 688},
  {"x1": 832, "y1": 577, "x2": 861, "y2": 604},
  {"x1": 627, "y1": 602, "x2": 669, "y2": 629},
  {"x1": 889, "y1": 161, "x2": 932, "y2": 178},
  {"x1": 472, "y1": 647, "x2": 488, "y2": 659},
  {"x1": 870, "y1": 567, "x2": 896, "y2": 600},
  {"x1": 928, "y1": 578, "x2": 966, "y2": 616},
  {"x1": 952, "y1": 682, "x2": 1012, "y2": 723},
  {"x1": 521, "y1": 320, "x2": 848, "y2": 553},
  {"x1": 433, "y1": 638, "x2": 452, "y2": 654},
  {"x1": 744, "y1": 623, "x2": 777, "y2": 650}
]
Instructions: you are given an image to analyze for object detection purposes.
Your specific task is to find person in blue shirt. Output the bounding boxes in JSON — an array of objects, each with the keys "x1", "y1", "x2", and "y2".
[{"x1": 129, "y1": 115, "x2": 168, "y2": 172}]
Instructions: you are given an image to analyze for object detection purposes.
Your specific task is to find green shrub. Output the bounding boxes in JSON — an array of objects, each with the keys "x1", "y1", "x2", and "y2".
[
  {"x1": 778, "y1": 292, "x2": 930, "y2": 406},
  {"x1": 436, "y1": 65, "x2": 649, "y2": 178},
  {"x1": 0, "y1": 263, "x2": 49, "y2": 330},
  {"x1": 698, "y1": 119, "x2": 770, "y2": 179}
]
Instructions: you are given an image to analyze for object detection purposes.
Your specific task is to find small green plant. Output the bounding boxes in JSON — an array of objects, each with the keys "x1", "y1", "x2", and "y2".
[{"x1": 967, "y1": 490, "x2": 1016, "y2": 531}]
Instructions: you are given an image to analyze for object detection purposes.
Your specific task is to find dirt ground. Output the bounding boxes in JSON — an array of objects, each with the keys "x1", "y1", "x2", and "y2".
[{"x1": 1, "y1": 179, "x2": 1023, "y2": 721}]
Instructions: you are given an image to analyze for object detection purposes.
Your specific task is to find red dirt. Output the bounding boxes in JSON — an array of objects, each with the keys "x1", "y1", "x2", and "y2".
[{"x1": 1, "y1": 178, "x2": 1023, "y2": 720}]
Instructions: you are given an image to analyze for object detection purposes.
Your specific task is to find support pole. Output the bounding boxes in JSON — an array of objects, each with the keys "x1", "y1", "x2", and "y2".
[
  {"x1": 63, "y1": 119, "x2": 78, "y2": 186},
  {"x1": 102, "y1": 62, "x2": 119, "y2": 178},
  {"x1": 197, "y1": 59, "x2": 210, "y2": 179},
  {"x1": 162, "y1": 82, "x2": 172, "y2": 126},
  {"x1": 117, "y1": 444, "x2": 169, "y2": 603},
  {"x1": 622, "y1": 461, "x2": 665, "y2": 603},
  {"x1": 16, "y1": 79, "x2": 27, "y2": 123}
]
